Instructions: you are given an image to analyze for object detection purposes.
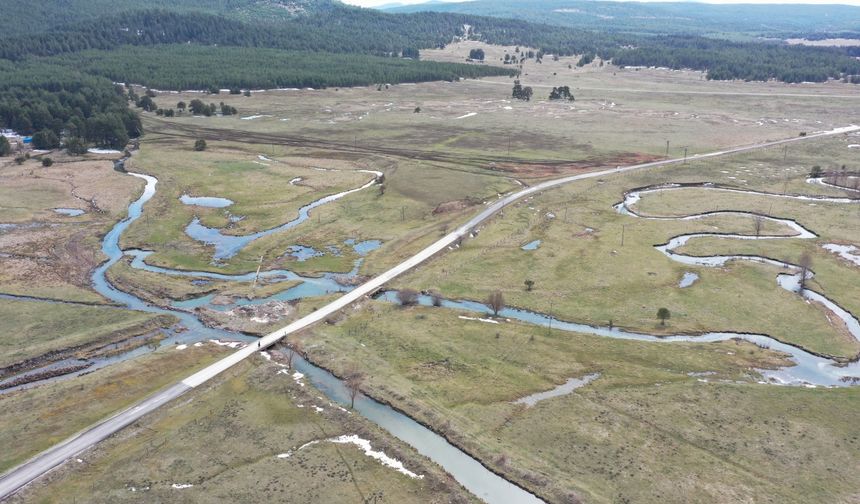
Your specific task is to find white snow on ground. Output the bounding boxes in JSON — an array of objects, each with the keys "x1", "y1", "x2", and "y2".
[
  {"x1": 208, "y1": 339, "x2": 245, "y2": 349},
  {"x1": 329, "y1": 435, "x2": 423, "y2": 479},
  {"x1": 171, "y1": 483, "x2": 194, "y2": 489},
  {"x1": 455, "y1": 112, "x2": 477, "y2": 119},
  {"x1": 289, "y1": 177, "x2": 303, "y2": 185},
  {"x1": 823, "y1": 243, "x2": 860, "y2": 266},
  {"x1": 193, "y1": 342, "x2": 203, "y2": 347},
  {"x1": 848, "y1": 144, "x2": 860, "y2": 149},
  {"x1": 292, "y1": 371, "x2": 305, "y2": 386},
  {"x1": 313, "y1": 406, "x2": 324, "y2": 413},
  {"x1": 175, "y1": 344, "x2": 188, "y2": 350},
  {"x1": 260, "y1": 351, "x2": 272, "y2": 361},
  {"x1": 240, "y1": 115, "x2": 271, "y2": 120},
  {"x1": 258, "y1": 155, "x2": 272, "y2": 161},
  {"x1": 458, "y1": 315, "x2": 499, "y2": 324},
  {"x1": 87, "y1": 148, "x2": 122, "y2": 154}
]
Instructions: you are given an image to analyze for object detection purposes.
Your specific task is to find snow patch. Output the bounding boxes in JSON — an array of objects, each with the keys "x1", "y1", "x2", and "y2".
[
  {"x1": 87, "y1": 148, "x2": 122, "y2": 154},
  {"x1": 240, "y1": 115, "x2": 271, "y2": 120},
  {"x1": 175, "y1": 344, "x2": 188, "y2": 350},
  {"x1": 208, "y1": 339, "x2": 245, "y2": 349},
  {"x1": 171, "y1": 483, "x2": 194, "y2": 489},
  {"x1": 459, "y1": 315, "x2": 499, "y2": 324},
  {"x1": 329, "y1": 435, "x2": 423, "y2": 479},
  {"x1": 455, "y1": 112, "x2": 477, "y2": 119}
]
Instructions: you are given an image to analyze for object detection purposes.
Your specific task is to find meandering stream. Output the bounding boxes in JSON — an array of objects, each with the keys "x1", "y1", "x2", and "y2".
[
  {"x1": 2, "y1": 163, "x2": 545, "y2": 503},
  {"x1": 5, "y1": 159, "x2": 860, "y2": 502}
]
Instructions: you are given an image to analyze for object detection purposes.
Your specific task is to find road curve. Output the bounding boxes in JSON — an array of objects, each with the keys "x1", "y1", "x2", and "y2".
[{"x1": 1, "y1": 125, "x2": 856, "y2": 501}]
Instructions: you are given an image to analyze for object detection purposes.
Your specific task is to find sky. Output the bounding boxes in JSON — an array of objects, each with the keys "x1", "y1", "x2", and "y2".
[{"x1": 343, "y1": 0, "x2": 860, "y2": 7}]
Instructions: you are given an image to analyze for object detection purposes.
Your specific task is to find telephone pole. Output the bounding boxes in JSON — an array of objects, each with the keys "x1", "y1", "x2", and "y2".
[{"x1": 253, "y1": 255, "x2": 264, "y2": 288}]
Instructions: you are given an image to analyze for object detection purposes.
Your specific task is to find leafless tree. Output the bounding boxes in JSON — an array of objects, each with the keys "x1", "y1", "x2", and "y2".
[
  {"x1": 797, "y1": 253, "x2": 812, "y2": 293},
  {"x1": 285, "y1": 340, "x2": 303, "y2": 369},
  {"x1": 486, "y1": 290, "x2": 505, "y2": 316},
  {"x1": 344, "y1": 367, "x2": 365, "y2": 409},
  {"x1": 753, "y1": 215, "x2": 764, "y2": 237},
  {"x1": 396, "y1": 288, "x2": 419, "y2": 306},
  {"x1": 524, "y1": 279, "x2": 534, "y2": 291}
]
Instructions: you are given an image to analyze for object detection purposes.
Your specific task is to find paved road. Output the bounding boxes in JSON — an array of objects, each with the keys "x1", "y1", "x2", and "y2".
[{"x1": 1, "y1": 125, "x2": 856, "y2": 500}]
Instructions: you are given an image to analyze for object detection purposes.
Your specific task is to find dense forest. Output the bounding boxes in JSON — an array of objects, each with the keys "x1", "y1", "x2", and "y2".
[
  {"x1": 614, "y1": 36, "x2": 860, "y2": 83},
  {"x1": 0, "y1": 61, "x2": 140, "y2": 149},
  {"x1": 52, "y1": 45, "x2": 516, "y2": 90}
]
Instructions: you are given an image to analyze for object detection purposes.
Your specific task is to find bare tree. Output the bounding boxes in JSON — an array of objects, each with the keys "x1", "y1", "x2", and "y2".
[
  {"x1": 753, "y1": 215, "x2": 764, "y2": 237},
  {"x1": 797, "y1": 253, "x2": 812, "y2": 293},
  {"x1": 396, "y1": 288, "x2": 419, "y2": 306},
  {"x1": 486, "y1": 290, "x2": 505, "y2": 316},
  {"x1": 344, "y1": 367, "x2": 365, "y2": 409},
  {"x1": 524, "y1": 279, "x2": 535, "y2": 291},
  {"x1": 285, "y1": 340, "x2": 303, "y2": 369}
]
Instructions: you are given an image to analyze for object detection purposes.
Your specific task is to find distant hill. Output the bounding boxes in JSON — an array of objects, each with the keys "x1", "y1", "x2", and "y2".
[
  {"x1": 384, "y1": 0, "x2": 860, "y2": 37},
  {"x1": 0, "y1": 0, "x2": 342, "y2": 37}
]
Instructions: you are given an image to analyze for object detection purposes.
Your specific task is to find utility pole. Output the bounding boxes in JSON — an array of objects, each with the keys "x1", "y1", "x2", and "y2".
[
  {"x1": 665, "y1": 140, "x2": 670, "y2": 158},
  {"x1": 783, "y1": 145, "x2": 788, "y2": 162},
  {"x1": 507, "y1": 135, "x2": 511, "y2": 157},
  {"x1": 621, "y1": 224, "x2": 626, "y2": 247},
  {"x1": 683, "y1": 147, "x2": 688, "y2": 164},
  {"x1": 253, "y1": 255, "x2": 263, "y2": 288}
]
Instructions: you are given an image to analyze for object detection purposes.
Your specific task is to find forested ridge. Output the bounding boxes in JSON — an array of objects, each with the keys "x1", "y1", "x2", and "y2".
[
  {"x1": 51, "y1": 46, "x2": 516, "y2": 90},
  {"x1": 1, "y1": 0, "x2": 859, "y2": 152}
]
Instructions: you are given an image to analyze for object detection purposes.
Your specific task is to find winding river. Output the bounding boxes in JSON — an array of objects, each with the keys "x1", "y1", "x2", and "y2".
[
  {"x1": 10, "y1": 164, "x2": 544, "y2": 503},
  {"x1": 5, "y1": 158, "x2": 860, "y2": 502}
]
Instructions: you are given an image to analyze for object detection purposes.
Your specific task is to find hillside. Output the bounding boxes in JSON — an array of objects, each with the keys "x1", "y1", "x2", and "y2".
[{"x1": 385, "y1": 0, "x2": 860, "y2": 38}]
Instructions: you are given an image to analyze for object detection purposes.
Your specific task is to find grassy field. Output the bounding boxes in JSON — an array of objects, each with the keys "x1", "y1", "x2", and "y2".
[
  {"x1": 109, "y1": 126, "x2": 518, "y2": 305},
  {"x1": 135, "y1": 41, "x2": 860, "y2": 170},
  {"x1": 393, "y1": 135, "x2": 860, "y2": 358},
  {"x1": 0, "y1": 343, "x2": 229, "y2": 473},
  {"x1": 300, "y1": 302, "x2": 860, "y2": 504},
  {"x1": 0, "y1": 154, "x2": 144, "y2": 303},
  {"x1": 0, "y1": 298, "x2": 175, "y2": 369},
  {"x1": 10, "y1": 357, "x2": 478, "y2": 504}
]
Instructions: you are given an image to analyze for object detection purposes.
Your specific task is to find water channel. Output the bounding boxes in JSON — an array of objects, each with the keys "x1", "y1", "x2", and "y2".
[{"x1": 5, "y1": 165, "x2": 860, "y2": 502}]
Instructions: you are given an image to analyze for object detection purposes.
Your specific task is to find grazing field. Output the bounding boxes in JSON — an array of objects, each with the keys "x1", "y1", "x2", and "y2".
[
  {"x1": 395, "y1": 135, "x2": 860, "y2": 358},
  {"x1": 9, "y1": 357, "x2": 477, "y2": 504},
  {"x1": 0, "y1": 343, "x2": 229, "y2": 473},
  {"x1": 300, "y1": 302, "x2": 860, "y2": 504},
  {"x1": 0, "y1": 299, "x2": 175, "y2": 370},
  {"x1": 0, "y1": 154, "x2": 143, "y2": 302}
]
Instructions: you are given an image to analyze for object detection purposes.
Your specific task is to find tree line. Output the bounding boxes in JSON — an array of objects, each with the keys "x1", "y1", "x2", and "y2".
[
  {"x1": 49, "y1": 45, "x2": 515, "y2": 91},
  {"x1": 0, "y1": 62, "x2": 140, "y2": 148}
]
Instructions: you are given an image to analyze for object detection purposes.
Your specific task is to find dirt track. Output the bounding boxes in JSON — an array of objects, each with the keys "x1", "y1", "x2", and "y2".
[{"x1": 146, "y1": 118, "x2": 658, "y2": 178}]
